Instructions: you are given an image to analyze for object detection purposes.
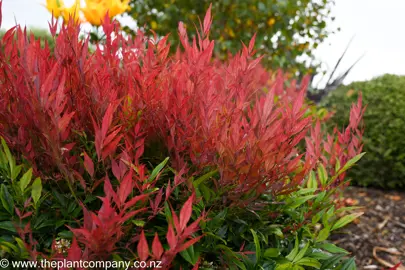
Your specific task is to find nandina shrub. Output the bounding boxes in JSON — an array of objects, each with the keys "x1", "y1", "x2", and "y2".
[{"x1": 0, "y1": 2, "x2": 366, "y2": 269}]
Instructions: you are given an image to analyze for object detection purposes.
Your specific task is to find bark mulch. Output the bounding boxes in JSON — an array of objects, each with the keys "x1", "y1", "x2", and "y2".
[{"x1": 331, "y1": 186, "x2": 405, "y2": 270}]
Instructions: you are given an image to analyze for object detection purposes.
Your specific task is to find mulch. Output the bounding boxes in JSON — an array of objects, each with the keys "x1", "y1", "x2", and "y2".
[{"x1": 331, "y1": 186, "x2": 405, "y2": 269}]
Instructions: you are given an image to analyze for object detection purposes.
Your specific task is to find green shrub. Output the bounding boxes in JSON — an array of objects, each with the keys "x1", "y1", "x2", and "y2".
[
  {"x1": 322, "y1": 74, "x2": 405, "y2": 188},
  {"x1": 124, "y1": 0, "x2": 336, "y2": 77}
]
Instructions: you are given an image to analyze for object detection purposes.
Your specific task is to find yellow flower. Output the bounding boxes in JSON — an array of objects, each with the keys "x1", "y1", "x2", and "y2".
[
  {"x1": 150, "y1": 20, "x2": 157, "y2": 30},
  {"x1": 228, "y1": 28, "x2": 235, "y2": 38},
  {"x1": 45, "y1": 0, "x2": 132, "y2": 26},
  {"x1": 267, "y1": 18, "x2": 276, "y2": 26},
  {"x1": 81, "y1": 0, "x2": 130, "y2": 26},
  {"x1": 61, "y1": 0, "x2": 81, "y2": 23},
  {"x1": 44, "y1": 0, "x2": 64, "y2": 18},
  {"x1": 81, "y1": 1, "x2": 108, "y2": 26},
  {"x1": 107, "y1": 0, "x2": 131, "y2": 18}
]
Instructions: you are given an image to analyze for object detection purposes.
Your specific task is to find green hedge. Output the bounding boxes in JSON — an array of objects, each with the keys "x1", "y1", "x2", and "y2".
[{"x1": 322, "y1": 74, "x2": 405, "y2": 188}]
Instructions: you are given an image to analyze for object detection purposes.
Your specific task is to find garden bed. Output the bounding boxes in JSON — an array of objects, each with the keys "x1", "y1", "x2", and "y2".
[{"x1": 333, "y1": 186, "x2": 405, "y2": 269}]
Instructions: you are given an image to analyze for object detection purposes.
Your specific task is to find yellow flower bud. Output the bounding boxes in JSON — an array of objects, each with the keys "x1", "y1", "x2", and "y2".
[{"x1": 267, "y1": 18, "x2": 276, "y2": 26}]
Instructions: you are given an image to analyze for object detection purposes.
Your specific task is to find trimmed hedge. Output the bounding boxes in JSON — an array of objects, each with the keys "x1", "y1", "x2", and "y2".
[{"x1": 322, "y1": 74, "x2": 405, "y2": 188}]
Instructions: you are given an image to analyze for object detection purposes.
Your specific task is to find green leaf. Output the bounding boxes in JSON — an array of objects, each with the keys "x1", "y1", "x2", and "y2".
[
  {"x1": 11, "y1": 165, "x2": 22, "y2": 182},
  {"x1": 0, "y1": 240, "x2": 19, "y2": 253},
  {"x1": 288, "y1": 195, "x2": 316, "y2": 209},
  {"x1": 14, "y1": 237, "x2": 28, "y2": 254},
  {"x1": 321, "y1": 254, "x2": 346, "y2": 269},
  {"x1": 193, "y1": 170, "x2": 218, "y2": 188},
  {"x1": 19, "y1": 168, "x2": 33, "y2": 193},
  {"x1": 314, "y1": 191, "x2": 326, "y2": 204},
  {"x1": 132, "y1": 220, "x2": 145, "y2": 227},
  {"x1": 316, "y1": 227, "x2": 330, "y2": 242},
  {"x1": 216, "y1": 244, "x2": 247, "y2": 270},
  {"x1": 0, "y1": 221, "x2": 17, "y2": 232},
  {"x1": 147, "y1": 157, "x2": 169, "y2": 183},
  {"x1": 340, "y1": 257, "x2": 356, "y2": 270},
  {"x1": 317, "y1": 243, "x2": 349, "y2": 254},
  {"x1": 286, "y1": 237, "x2": 299, "y2": 261},
  {"x1": 340, "y1": 153, "x2": 366, "y2": 173},
  {"x1": 335, "y1": 206, "x2": 364, "y2": 214},
  {"x1": 200, "y1": 183, "x2": 212, "y2": 202},
  {"x1": 317, "y1": 164, "x2": 328, "y2": 186},
  {"x1": 58, "y1": 230, "x2": 73, "y2": 239},
  {"x1": 264, "y1": 248, "x2": 280, "y2": 258},
  {"x1": 335, "y1": 158, "x2": 341, "y2": 173},
  {"x1": 322, "y1": 206, "x2": 334, "y2": 227},
  {"x1": 180, "y1": 245, "x2": 199, "y2": 265},
  {"x1": 309, "y1": 250, "x2": 332, "y2": 260},
  {"x1": 331, "y1": 212, "x2": 363, "y2": 231},
  {"x1": 205, "y1": 232, "x2": 227, "y2": 245},
  {"x1": 312, "y1": 209, "x2": 325, "y2": 224},
  {"x1": 270, "y1": 227, "x2": 284, "y2": 238},
  {"x1": 31, "y1": 177, "x2": 42, "y2": 207},
  {"x1": 250, "y1": 229, "x2": 261, "y2": 262},
  {"x1": 164, "y1": 201, "x2": 172, "y2": 224},
  {"x1": 0, "y1": 185, "x2": 14, "y2": 215},
  {"x1": 275, "y1": 263, "x2": 293, "y2": 270},
  {"x1": 296, "y1": 187, "x2": 316, "y2": 196},
  {"x1": 307, "y1": 171, "x2": 318, "y2": 189},
  {"x1": 1, "y1": 138, "x2": 15, "y2": 178},
  {"x1": 296, "y1": 257, "x2": 321, "y2": 269},
  {"x1": 293, "y1": 242, "x2": 310, "y2": 262}
]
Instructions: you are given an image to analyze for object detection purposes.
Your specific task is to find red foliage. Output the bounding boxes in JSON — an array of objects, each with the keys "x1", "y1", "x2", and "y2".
[{"x1": 0, "y1": 4, "x2": 317, "y2": 202}]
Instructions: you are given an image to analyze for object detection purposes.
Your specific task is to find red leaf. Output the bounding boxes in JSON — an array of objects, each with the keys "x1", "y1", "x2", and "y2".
[
  {"x1": 118, "y1": 170, "x2": 133, "y2": 204},
  {"x1": 101, "y1": 103, "x2": 116, "y2": 142},
  {"x1": 103, "y1": 175, "x2": 119, "y2": 206},
  {"x1": 67, "y1": 238, "x2": 82, "y2": 261},
  {"x1": 192, "y1": 257, "x2": 201, "y2": 270},
  {"x1": 101, "y1": 135, "x2": 123, "y2": 160},
  {"x1": 82, "y1": 151, "x2": 94, "y2": 177},
  {"x1": 21, "y1": 211, "x2": 33, "y2": 219},
  {"x1": 15, "y1": 208, "x2": 21, "y2": 218},
  {"x1": 172, "y1": 209, "x2": 181, "y2": 234},
  {"x1": 124, "y1": 193, "x2": 149, "y2": 211},
  {"x1": 103, "y1": 126, "x2": 122, "y2": 147},
  {"x1": 152, "y1": 189, "x2": 163, "y2": 215},
  {"x1": 152, "y1": 233, "x2": 164, "y2": 259},
  {"x1": 137, "y1": 230, "x2": 149, "y2": 261},
  {"x1": 120, "y1": 208, "x2": 147, "y2": 223},
  {"x1": 203, "y1": 3, "x2": 212, "y2": 35},
  {"x1": 111, "y1": 159, "x2": 121, "y2": 180},
  {"x1": 179, "y1": 194, "x2": 194, "y2": 231},
  {"x1": 177, "y1": 235, "x2": 204, "y2": 253},
  {"x1": 248, "y1": 33, "x2": 257, "y2": 54},
  {"x1": 166, "y1": 224, "x2": 177, "y2": 250}
]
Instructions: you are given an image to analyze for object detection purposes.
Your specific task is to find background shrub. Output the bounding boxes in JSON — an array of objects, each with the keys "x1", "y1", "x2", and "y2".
[
  {"x1": 322, "y1": 74, "x2": 405, "y2": 188},
  {"x1": 124, "y1": 0, "x2": 337, "y2": 77}
]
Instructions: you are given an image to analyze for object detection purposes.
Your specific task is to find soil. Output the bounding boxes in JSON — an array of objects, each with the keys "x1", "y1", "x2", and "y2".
[{"x1": 331, "y1": 186, "x2": 405, "y2": 269}]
